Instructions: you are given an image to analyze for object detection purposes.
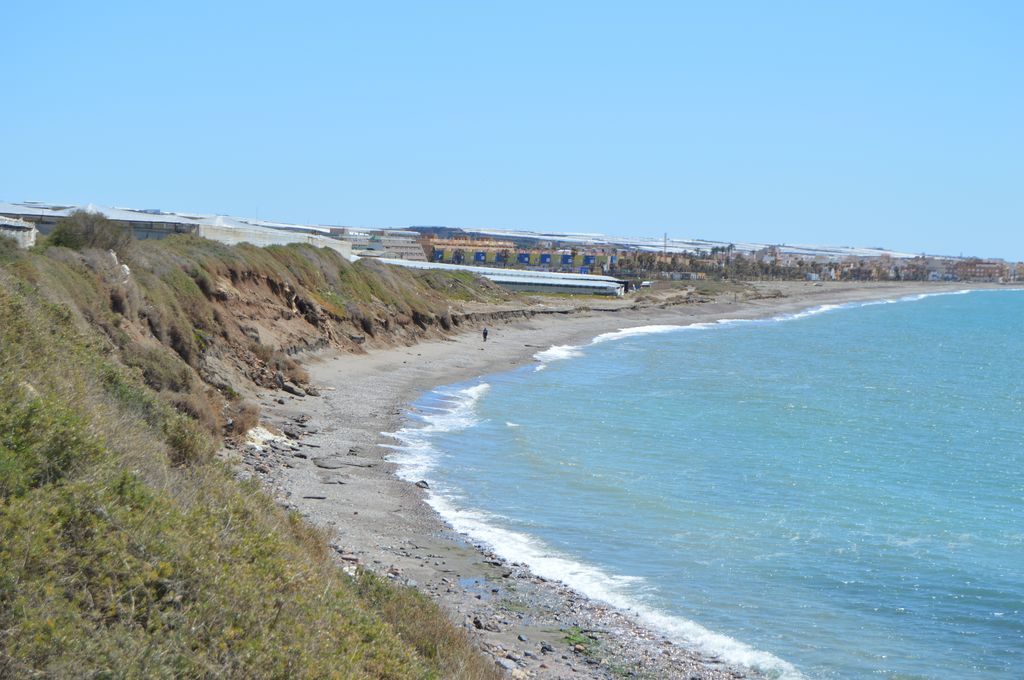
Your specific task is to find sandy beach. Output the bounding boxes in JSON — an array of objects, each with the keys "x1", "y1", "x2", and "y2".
[{"x1": 233, "y1": 281, "x2": 990, "y2": 679}]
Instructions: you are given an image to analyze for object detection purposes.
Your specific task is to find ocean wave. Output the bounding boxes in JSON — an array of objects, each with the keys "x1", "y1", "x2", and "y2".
[
  {"x1": 385, "y1": 438, "x2": 439, "y2": 481},
  {"x1": 419, "y1": 383, "x2": 489, "y2": 433},
  {"x1": 533, "y1": 344, "x2": 584, "y2": 363},
  {"x1": 772, "y1": 303, "x2": 846, "y2": 321},
  {"x1": 531, "y1": 325, "x2": 694, "y2": 369},
  {"x1": 591, "y1": 324, "x2": 684, "y2": 344},
  {"x1": 769, "y1": 289, "x2": 979, "y2": 323},
  {"x1": 384, "y1": 382, "x2": 490, "y2": 480}
]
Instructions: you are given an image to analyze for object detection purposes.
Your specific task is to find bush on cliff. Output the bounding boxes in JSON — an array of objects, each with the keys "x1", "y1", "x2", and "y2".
[{"x1": 48, "y1": 210, "x2": 133, "y2": 253}]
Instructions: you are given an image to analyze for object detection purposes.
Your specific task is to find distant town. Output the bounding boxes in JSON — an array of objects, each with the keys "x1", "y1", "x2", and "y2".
[
  {"x1": 2, "y1": 201, "x2": 1019, "y2": 289},
  {"x1": 415, "y1": 231, "x2": 1018, "y2": 284}
]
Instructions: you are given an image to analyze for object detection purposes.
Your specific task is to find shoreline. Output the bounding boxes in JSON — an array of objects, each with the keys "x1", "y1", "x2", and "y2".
[{"x1": 237, "y1": 281, "x2": 1000, "y2": 679}]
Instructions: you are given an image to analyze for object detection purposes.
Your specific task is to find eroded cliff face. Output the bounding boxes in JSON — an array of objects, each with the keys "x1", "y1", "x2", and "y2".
[{"x1": 11, "y1": 235, "x2": 530, "y2": 436}]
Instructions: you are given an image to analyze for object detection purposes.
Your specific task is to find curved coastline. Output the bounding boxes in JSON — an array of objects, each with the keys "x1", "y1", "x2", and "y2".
[
  {"x1": 383, "y1": 286, "x2": 999, "y2": 678},
  {"x1": 253, "y1": 281, "x2": 1008, "y2": 679}
]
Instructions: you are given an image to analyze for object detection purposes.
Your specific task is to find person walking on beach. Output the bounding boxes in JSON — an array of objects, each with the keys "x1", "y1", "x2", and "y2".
[{"x1": 482, "y1": 327, "x2": 489, "y2": 342}]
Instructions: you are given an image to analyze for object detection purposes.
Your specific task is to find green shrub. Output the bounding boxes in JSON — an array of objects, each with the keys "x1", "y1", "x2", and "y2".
[
  {"x1": 0, "y1": 382, "x2": 105, "y2": 499},
  {"x1": 0, "y1": 234, "x2": 22, "y2": 262},
  {"x1": 163, "y1": 413, "x2": 215, "y2": 466},
  {"x1": 123, "y1": 344, "x2": 193, "y2": 392},
  {"x1": 49, "y1": 210, "x2": 132, "y2": 253}
]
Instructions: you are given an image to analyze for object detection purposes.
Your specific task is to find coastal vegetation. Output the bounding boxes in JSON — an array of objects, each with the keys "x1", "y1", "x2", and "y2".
[{"x1": 0, "y1": 213, "x2": 504, "y2": 678}]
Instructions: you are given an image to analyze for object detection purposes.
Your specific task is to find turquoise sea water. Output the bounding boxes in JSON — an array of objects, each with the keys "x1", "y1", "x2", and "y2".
[{"x1": 389, "y1": 290, "x2": 1024, "y2": 679}]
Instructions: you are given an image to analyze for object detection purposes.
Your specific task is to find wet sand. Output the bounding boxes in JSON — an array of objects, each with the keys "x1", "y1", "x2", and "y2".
[{"x1": 236, "y1": 281, "x2": 985, "y2": 679}]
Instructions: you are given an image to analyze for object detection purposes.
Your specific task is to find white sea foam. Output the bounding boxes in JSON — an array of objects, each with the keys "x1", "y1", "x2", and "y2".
[
  {"x1": 385, "y1": 382, "x2": 490, "y2": 480},
  {"x1": 770, "y1": 289, "x2": 978, "y2": 323},
  {"x1": 684, "y1": 318, "x2": 750, "y2": 331},
  {"x1": 385, "y1": 440, "x2": 438, "y2": 481},
  {"x1": 773, "y1": 303, "x2": 845, "y2": 321},
  {"x1": 505, "y1": 421, "x2": 520, "y2": 428},
  {"x1": 533, "y1": 344, "x2": 585, "y2": 363},
  {"x1": 533, "y1": 325, "x2": 692, "y2": 370},
  {"x1": 591, "y1": 324, "x2": 684, "y2": 344}
]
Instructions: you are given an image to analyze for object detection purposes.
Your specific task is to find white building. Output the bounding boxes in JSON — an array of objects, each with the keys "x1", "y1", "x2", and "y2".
[{"x1": 0, "y1": 215, "x2": 37, "y2": 248}]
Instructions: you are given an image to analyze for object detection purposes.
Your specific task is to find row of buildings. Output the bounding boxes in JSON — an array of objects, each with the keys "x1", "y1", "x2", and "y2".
[
  {"x1": 741, "y1": 248, "x2": 1017, "y2": 283},
  {"x1": 425, "y1": 237, "x2": 623, "y2": 274},
  {"x1": 422, "y1": 235, "x2": 1021, "y2": 283}
]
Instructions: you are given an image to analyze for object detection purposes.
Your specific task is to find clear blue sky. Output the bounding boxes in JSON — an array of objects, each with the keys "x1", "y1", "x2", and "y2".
[{"x1": 4, "y1": 1, "x2": 1022, "y2": 259}]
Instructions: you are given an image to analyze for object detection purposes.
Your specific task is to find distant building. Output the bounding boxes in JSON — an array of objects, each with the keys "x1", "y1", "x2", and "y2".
[
  {"x1": 954, "y1": 259, "x2": 1008, "y2": 282},
  {"x1": 369, "y1": 231, "x2": 428, "y2": 261},
  {"x1": 0, "y1": 215, "x2": 37, "y2": 248},
  {"x1": 425, "y1": 236, "x2": 622, "y2": 273},
  {"x1": 325, "y1": 227, "x2": 426, "y2": 261},
  {"x1": 755, "y1": 246, "x2": 781, "y2": 265},
  {"x1": 327, "y1": 227, "x2": 372, "y2": 249}
]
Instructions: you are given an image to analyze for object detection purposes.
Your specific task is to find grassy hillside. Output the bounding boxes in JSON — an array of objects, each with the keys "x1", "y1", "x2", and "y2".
[{"x1": 0, "y1": 219, "x2": 504, "y2": 678}]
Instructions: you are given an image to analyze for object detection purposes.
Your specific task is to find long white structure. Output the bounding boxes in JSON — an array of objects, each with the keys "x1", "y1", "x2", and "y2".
[{"x1": 377, "y1": 258, "x2": 626, "y2": 296}]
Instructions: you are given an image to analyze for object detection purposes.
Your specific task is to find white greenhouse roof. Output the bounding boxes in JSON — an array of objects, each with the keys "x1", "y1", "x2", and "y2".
[
  {"x1": 375, "y1": 258, "x2": 624, "y2": 290},
  {"x1": 375, "y1": 258, "x2": 622, "y2": 283}
]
